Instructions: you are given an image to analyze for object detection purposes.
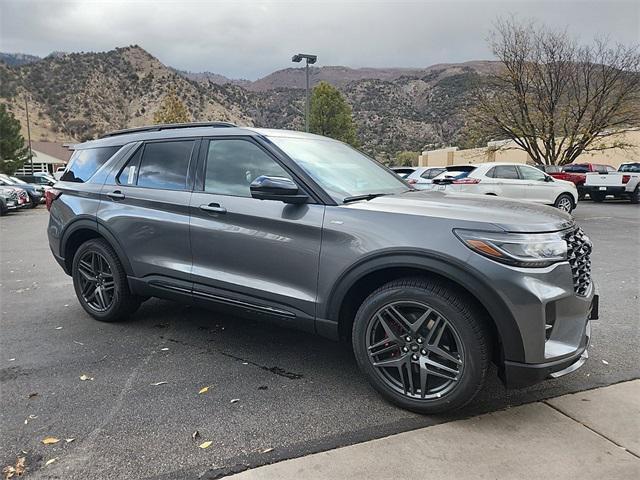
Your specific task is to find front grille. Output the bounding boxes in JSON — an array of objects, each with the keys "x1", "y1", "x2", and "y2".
[{"x1": 565, "y1": 227, "x2": 592, "y2": 296}]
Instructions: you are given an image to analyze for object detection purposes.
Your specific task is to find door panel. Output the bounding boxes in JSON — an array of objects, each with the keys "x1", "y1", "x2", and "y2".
[
  {"x1": 97, "y1": 140, "x2": 196, "y2": 282},
  {"x1": 518, "y1": 165, "x2": 555, "y2": 203},
  {"x1": 189, "y1": 137, "x2": 324, "y2": 320}
]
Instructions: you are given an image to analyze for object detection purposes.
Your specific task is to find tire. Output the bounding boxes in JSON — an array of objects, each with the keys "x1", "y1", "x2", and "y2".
[
  {"x1": 72, "y1": 238, "x2": 141, "y2": 322},
  {"x1": 352, "y1": 277, "x2": 491, "y2": 414},
  {"x1": 28, "y1": 194, "x2": 38, "y2": 209},
  {"x1": 591, "y1": 192, "x2": 605, "y2": 202},
  {"x1": 553, "y1": 193, "x2": 574, "y2": 213},
  {"x1": 0, "y1": 201, "x2": 7, "y2": 216},
  {"x1": 630, "y1": 187, "x2": 639, "y2": 204}
]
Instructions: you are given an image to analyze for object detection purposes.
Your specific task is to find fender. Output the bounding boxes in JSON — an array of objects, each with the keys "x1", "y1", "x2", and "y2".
[
  {"x1": 60, "y1": 216, "x2": 134, "y2": 276},
  {"x1": 320, "y1": 249, "x2": 526, "y2": 362}
]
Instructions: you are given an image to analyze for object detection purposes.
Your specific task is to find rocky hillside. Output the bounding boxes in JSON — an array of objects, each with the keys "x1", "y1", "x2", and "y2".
[{"x1": 0, "y1": 46, "x2": 495, "y2": 157}]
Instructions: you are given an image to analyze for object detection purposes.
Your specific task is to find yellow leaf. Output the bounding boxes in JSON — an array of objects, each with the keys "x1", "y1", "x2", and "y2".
[
  {"x1": 42, "y1": 436, "x2": 60, "y2": 445},
  {"x1": 198, "y1": 386, "x2": 210, "y2": 394},
  {"x1": 151, "y1": 381, "x2": 168, "y2": 386},
  {"x1": 198, "y1": 441, "x2": 213, "y2": 449},
  {"x1": 45, "y1": 458, "x2": 58, "y2": 466},
  {"x1": 65, "y1": 438, "x2": 75, "y2": 443}
]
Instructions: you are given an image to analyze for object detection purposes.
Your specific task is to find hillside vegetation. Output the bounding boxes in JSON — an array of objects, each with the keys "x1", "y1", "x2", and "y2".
[{"x1": 0, "y1": 45, "x2": 495, "y2": 158}]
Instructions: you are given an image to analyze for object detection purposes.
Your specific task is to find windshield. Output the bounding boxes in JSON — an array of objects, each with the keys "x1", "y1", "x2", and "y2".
[
  {"x1": 619, "y1": 163, "x2": 640, "y2": 173},
  {"x1": 268, "y1": 136, "x2": 408, "y2": 202},
  {"x1": 563, "y1": 164, "x2": 589, "y2": 173}
]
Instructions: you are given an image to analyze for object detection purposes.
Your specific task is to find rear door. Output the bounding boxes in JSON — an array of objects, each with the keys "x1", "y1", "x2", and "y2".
[
  {"x1": 487, "y1": 165, "x2": 525, "y2": 198},
  {"x1": 189, "y1": 137, "x2": 324, "y2": 325},
  {"x1": 98, "y1": 139, "x2": 197, "y2": 289}
]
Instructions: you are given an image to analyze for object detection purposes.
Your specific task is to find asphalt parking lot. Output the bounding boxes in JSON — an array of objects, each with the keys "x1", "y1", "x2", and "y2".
[{"x1": 1, "y1": 202, "x2": 639, "y2": 479}]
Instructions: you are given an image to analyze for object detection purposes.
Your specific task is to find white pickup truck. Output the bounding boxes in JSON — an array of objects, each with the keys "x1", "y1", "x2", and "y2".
[{"x1": 584, "y1": 162, "x2": 640, "y2": 203}]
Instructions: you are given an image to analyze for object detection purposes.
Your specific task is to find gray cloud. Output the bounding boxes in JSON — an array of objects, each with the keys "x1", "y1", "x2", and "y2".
[{"x1": 1, "y1": 0, "x2": 638, "y2": 79}]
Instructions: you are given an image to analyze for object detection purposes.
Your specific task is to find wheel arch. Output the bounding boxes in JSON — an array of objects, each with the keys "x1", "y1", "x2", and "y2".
[
  {"x1": 320, "y1": 251, "x2": 526, "y2": 363},
  {"x1": 61, "y1": 219, "x2": 133, "y2": 276}
]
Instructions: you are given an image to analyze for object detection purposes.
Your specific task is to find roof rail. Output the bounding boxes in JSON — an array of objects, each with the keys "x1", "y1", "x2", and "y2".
[{"x1": 100, "y1": 122, "x2": 237, "y2": 138}]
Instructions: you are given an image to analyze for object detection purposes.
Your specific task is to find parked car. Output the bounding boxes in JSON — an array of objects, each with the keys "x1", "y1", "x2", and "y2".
[
  {"x1": 429, "y1": 163, "x2": 578, "y2": 213},
  {"x1": 404, "y1": 166, "x2": 447, "y2": 189},
  {"x1": 583, "y1": 162, "x2": 640, "y2": 203},
  {"x1": 534, "y1": 164, "x2": 562, "y2": 174},
  {"x1": 16, "y1": 172, "x2": 57, "y2": 187},
  {"x1": 48, "y1": 123, "x2": 596, "y2": 414},
  {"x1": 0, "y1": 187, "x2": 20, "y2": 215},
  {"x1": 545, "y1": 163, "x2": 616, "y2": 200},
  {"x1": 0, "y1": 174, "x2": 44, "y2": 207},
  {"x1": 390, "y1": 167, "x2": 417, "y2": 179}
]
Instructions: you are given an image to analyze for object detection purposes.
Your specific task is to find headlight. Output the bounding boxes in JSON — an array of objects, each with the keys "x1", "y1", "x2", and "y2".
[{"x1": 454, "y1": 229, "x2": 567, "y2": 267}]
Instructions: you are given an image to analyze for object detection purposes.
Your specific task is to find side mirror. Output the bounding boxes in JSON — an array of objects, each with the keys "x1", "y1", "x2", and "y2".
[
  {"x1": 250, "y1": 176, "x2": 308, "y2": 204},
  {"x1": 545, "y1": 176, "x2": 554, "y2": 182}
]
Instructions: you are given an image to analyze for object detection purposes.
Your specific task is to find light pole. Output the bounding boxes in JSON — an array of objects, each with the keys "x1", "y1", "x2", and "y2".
[{"x1": 291, "y1": 53, "x2": 317, "y2": 132}]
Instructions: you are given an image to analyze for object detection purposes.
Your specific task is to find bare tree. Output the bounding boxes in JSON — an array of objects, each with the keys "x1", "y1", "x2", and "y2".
[{"x1": 468, "y1": 18, "x2": 640, "y2": 165}]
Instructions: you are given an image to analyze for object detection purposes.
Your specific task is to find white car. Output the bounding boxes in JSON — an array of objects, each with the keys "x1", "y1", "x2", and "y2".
[
  {"x1": 429, "y1": 162, "x2": 579, "y2": 212},
  {"x1": 54, "y1": 166, "x2": 67, "y2": 180},
  {"x1": 404, "y1": 166, "x2": 447, "y2": 189},
  {"x1": 583, "y1": 162, "x2": 640, "y2": 204},
  {"x1": 390, "y1": 167, "x2": 417, "y2": 179}
]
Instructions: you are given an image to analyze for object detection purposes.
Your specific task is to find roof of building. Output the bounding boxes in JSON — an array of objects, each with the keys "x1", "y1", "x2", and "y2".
[{"x1": 31, "y1": 141, "x2": 73, "y2": 162}]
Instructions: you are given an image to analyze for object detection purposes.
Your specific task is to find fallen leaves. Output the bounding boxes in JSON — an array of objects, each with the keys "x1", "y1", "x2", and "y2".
[
  {"x1": 191, "y1": 430, "x2": 200, "y2": 441},
  {"x1": 55, "y1": 327, "x2": 63, "y2": 330},
  {"x1": 2, "y1": 456, "x2": 26, "y2": 479},
  {"x1": 42, "y1": 437, "x2": 60, "y2": 445},
  {"x1": 79, "y1": 374, "x2": 94, "y2": 381},
  {"x1": 230, "y1": 399, "x2": 240, "y2": 404},
  {"x1": 261, "y1": 447, "x2": 274, "y2": 454},
  {"x1": 151, "y1": 381, "x2": 168, "y2": 386},
  {"x1": 27, "y1": 393, "x2": 37, "y2": 399},
  {"x1": 65, "y1": 438, "x2": 75, "y2": 444},
  {"x1": 44, "y1": 458, "x2": 58, "y2": 467},
  {"x1": 602, "y1": 359, "x2": 609, "y2": 365},
  {"x1": 198, "y1": 386, "x2": 211, "y2": 395},
  {"x1": 160, "y1": 348, "x2": 169, "y2": 351},
  {"x1": 24, "y1": 415, "x2": 37, "y2": 425},
  {"x1": 198, "y1": 441, "x2": 213, "y2": 449}
]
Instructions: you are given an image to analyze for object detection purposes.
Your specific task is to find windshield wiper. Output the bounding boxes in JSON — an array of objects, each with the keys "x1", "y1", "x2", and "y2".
[{"x1": 343, "y1": 193, "x2": 390, "y2": 204}]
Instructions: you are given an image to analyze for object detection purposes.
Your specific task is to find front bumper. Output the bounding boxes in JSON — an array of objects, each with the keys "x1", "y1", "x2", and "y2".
[{"x1": 502, "y1": 318, "x2": 592, "y2": 388}]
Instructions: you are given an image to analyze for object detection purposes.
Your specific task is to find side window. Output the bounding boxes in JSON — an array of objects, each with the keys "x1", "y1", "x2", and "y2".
[
  {"x1": 204, "y1": 139, "x2": 291, "y2": 197},
  {"x1": 61, "y1": 146, "x2": 120, "y2": 183},
  {"x1": 423, "y1": 168, "x2": 444, "y2": 179},
  {"x1": 136, "y1": 140, "x2": 195, "y2": 190},
  {"x1": 518, "y1": 165, "x2": 547, "y2": 181},
  {"x1": 486, "y1": 167, "x2": 496, "y2": 178},
  {"x1": 493, "y1": 165, "x2": 520, "y2": 179}
]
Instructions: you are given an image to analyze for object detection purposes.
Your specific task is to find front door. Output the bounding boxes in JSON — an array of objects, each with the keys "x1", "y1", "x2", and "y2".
[
  {"x1": 189, "y1": 137, "x2": 324, "y2": 326},
  {"x1": 517, "y1": 165, "x2": 555, "y2": 204}
]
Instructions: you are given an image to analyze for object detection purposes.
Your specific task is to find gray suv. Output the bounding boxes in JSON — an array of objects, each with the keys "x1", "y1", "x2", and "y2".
[{"x1": 47, "y1": 123, "x2": 598, "y2": 413}]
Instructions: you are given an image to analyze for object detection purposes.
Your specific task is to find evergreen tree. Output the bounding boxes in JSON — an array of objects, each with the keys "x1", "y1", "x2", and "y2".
[
  {"x1": 309, "y1": 82, "x2": 360, "y2": 147},
  {"x1": 0, "y1": 104, "x2": 29, "y2": 174}
]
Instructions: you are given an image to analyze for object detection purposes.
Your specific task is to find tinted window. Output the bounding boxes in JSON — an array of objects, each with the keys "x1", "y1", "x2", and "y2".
[
  {"x1": 562, "y1": 164, "x2": 589, "y2": 173},
  {"x1": 518, "y1": 165, "x2": 547, "y2": 181},
  {"x1": 137, "y1": 141, "x2": 194, "y2": 190},
  {"x1": 619, "y1": 163, "x2": 640, "y2": 173},
  {"x1": 422, "y1": 168, "x2": 445, "y2": 179},
  {"x1": 543, "y1": 165, "x2": 561, "y2": 173},
  {"x1": 492, "y1": 165, "x2": 520, "y2": 179},
  {"x1": 204, "y1": 139, "x2": 291, "y2": 197},
  {"x1": 61, "y1": 146, "x2": 119, "y2": 183}
]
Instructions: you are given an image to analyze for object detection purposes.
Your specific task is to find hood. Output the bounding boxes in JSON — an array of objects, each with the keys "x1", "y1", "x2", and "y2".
[{"x1": 343, "y1": 190, "x2": 574, "y2": 233}]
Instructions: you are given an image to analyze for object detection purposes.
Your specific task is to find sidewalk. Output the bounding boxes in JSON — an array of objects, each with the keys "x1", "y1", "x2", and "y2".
[{"x1": 229, "y1": 380, "x2": 640, "y2": 480}]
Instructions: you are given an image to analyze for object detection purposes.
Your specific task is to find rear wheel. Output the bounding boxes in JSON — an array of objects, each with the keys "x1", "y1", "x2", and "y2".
[
  {"x1": 554, "y1": 193, "x2": 574, "y2": 213},
  {"x1": 72, "y1": 239, "x2": 141, "y2": 322},
  {"x1": 352, "y1": 278, "x2": 490, "y2": 414},
  {"x1": 591, "y1": 192, "x2": 605, "y2": 202},
  {"x1": 630, "y1": 187, "x2": 639, "y2": 204}
]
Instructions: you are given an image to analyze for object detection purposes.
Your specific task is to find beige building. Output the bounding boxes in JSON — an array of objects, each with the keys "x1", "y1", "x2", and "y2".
[{"x1": 419, "y1": 129, "x2": 640, "y2": 168}]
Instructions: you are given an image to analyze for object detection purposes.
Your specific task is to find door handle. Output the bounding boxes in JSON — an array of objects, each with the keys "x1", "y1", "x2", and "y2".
[
  {"x1": 199, "y1": 203, "x2": 227, "y2": 214},
  {"x1": 107, "y1": 190, "x2": 125, "y2": 200}
]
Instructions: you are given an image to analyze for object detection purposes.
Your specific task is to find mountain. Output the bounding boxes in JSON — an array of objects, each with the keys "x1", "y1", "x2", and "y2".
[
  {"x1": 0, "y1": 52, "x2": 42, "y2": 66},
  {"x1": 0, "y1": 45, "x2": 495, "y2": 157}
]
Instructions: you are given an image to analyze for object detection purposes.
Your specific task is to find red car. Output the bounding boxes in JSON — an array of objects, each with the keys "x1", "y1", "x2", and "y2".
[{"x1": 546, "y1": 163, "x2": 616, "y2": 199}]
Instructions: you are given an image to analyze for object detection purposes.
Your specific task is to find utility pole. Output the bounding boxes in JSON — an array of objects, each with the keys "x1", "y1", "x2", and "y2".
[
  {"x1": 24, "y1": 96, "x2": 34, "y2": 173},
  {"x1": 291, "y1": 53, "x2": 318, "y2": 132}
]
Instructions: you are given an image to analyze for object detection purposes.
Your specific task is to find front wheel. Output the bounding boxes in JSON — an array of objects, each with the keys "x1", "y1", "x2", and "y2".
[
  {"x1": 554, "y1": 193, "x2": 574, "y2": 213},
  {"x1": 352, "y1": 278, "x2": 491, "y2": 414},
  {"x1": 72, "y1": 239, "x2": 141, "y2": 322}
]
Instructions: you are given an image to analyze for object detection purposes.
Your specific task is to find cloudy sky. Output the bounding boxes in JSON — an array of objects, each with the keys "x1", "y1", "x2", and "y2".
[{"x1": 1, "y1": 0, "x2": 638, "y2": 79}]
